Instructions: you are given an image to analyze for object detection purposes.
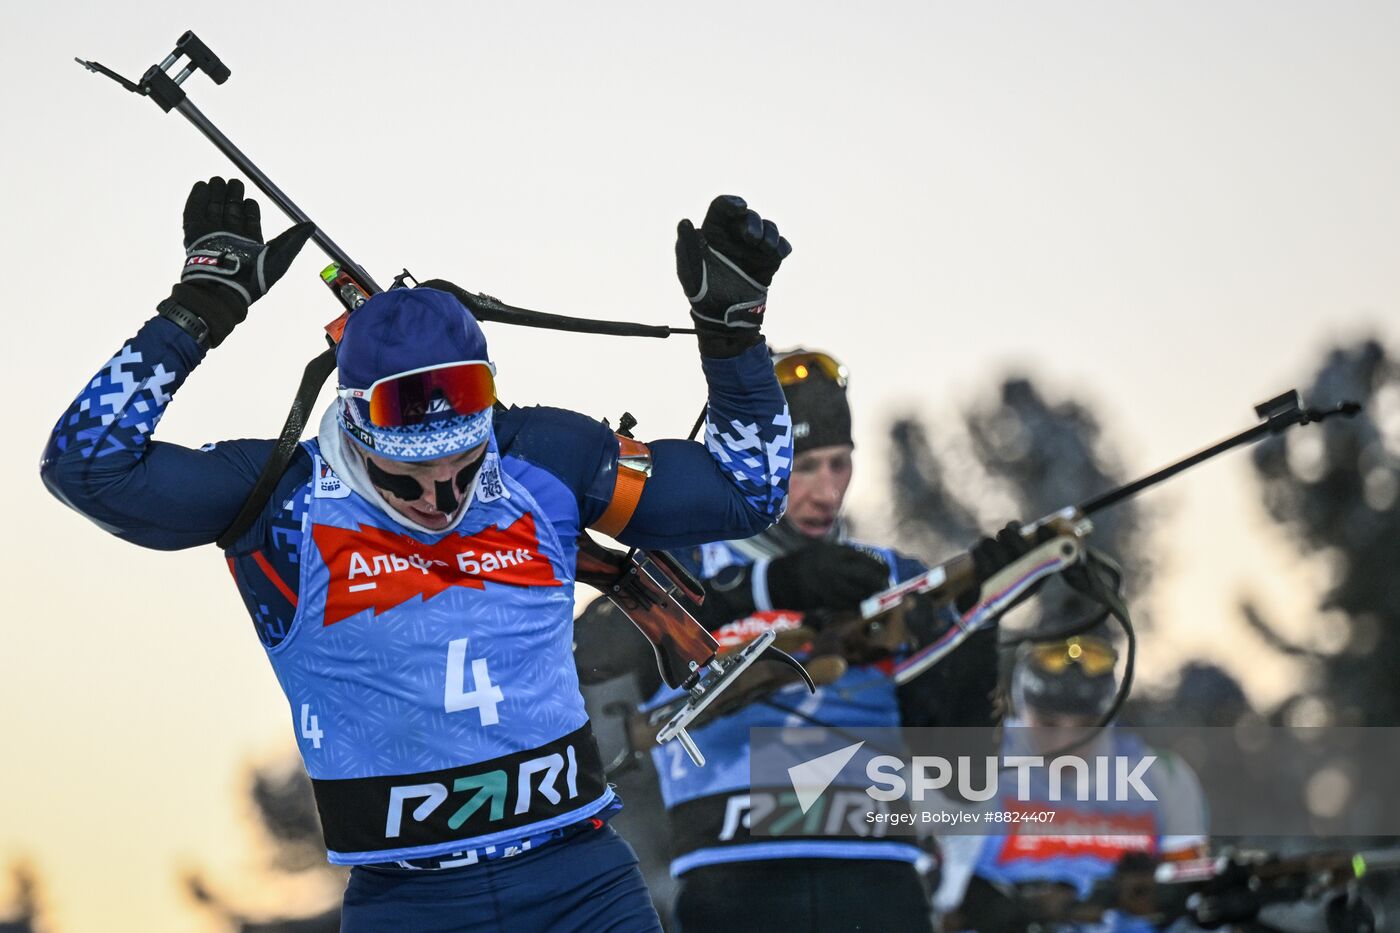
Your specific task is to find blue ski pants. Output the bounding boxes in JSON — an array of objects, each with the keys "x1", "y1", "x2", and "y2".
[{"x1": 341, "y1": 823, "x2": 662, "y2": 932}]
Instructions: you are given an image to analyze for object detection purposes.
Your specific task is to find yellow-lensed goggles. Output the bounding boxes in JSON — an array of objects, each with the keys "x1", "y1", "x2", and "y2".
[
  {"x1": 1027, "y1": 636, "x2": 1118, "y2": 677},
  {"x1": 772, "y1": 349, "x2": 849, "y2": 389}
]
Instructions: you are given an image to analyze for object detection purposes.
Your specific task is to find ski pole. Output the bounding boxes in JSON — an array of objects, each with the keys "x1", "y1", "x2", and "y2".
[
  {"x1": 77, "y1": 31, "x2": 382, "y2": 308},
  {"x1": 76, "y1": 30, "x2": 700, "y2": 339},
  {"x1": 865, "y1": 389, "x2": 1361, "y2": 685}
]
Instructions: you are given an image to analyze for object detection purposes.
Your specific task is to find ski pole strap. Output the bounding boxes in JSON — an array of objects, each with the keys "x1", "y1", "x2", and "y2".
[{"x1": 216, "y1": 346, "x2": 338, "y2": 550}]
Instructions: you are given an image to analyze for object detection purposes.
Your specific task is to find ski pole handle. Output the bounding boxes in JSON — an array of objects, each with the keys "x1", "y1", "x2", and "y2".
[{"x1": 78, "y1": 31, "x2": 383, "y2": 303}]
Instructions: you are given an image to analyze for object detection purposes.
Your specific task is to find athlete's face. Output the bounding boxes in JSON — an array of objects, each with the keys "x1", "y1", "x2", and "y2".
[
  {"x1": 786, "y1": 444, "x2": 854, "y2": 538},
  {"x1": 362, "y1": 443, "x2": 488, "y2": 531},
  {"x1": 1024, "y1": 707, "x2": 1098, "y2": 754}
]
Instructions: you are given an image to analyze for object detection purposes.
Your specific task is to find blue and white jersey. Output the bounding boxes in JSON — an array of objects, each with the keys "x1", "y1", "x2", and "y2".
[
  {"x1": 42, "y1": 313, "x2": 793, "y2": 866},
  {"x1": 650, "y1": 537, "x2": 929, "y2": 877},
  {"x1": 271, "y1": 438, "x2": 612, "y2": 864},
  {"x1": 973, "y1": 731, "x2": 1165, "y2": 896}
]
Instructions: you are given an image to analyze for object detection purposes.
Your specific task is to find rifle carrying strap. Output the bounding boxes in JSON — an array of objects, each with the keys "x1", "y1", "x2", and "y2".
[
  {"x1": 591, "y1": 436, "x2": 652, "y2": 538},
  {"x1": 216, "y1": 346, "x2": 338, "y2": 551}
]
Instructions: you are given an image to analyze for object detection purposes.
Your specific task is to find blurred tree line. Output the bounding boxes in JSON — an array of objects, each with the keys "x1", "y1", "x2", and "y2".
[
  {"x1": 887, "y1": 375, "x2": 1149, "y2": 641},
  {"x1": 185, "y1": 763, "x2": 342, "y2": 932},
  {"x1": 0, "y1": 864, "x2": 38, "y2": 933},
  {"x1": 1248, "y1": 339, "x2": 1400, "y2": 728},
  {"x1": 888, "y1": 337, "x2": 1398, "y2": 731}
]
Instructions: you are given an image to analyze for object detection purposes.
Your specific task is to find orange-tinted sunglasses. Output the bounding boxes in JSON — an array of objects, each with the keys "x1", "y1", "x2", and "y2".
[
  {"x1": 1028, "y1": 636, "x2": 1118, "y2": 677},
  {"x1": 772, "y1": 349, "x2": 849, "y2": 389}
]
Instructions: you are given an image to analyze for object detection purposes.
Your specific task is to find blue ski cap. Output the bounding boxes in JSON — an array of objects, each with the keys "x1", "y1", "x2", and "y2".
[{"x1": 336, "y1": 287, "x2": 493, "y2": 462}]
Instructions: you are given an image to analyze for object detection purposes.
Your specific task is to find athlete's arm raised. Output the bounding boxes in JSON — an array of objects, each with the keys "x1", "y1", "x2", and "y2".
[
  {"x1": 39, "y1": 178, "x2": 313, "y2": 550},
  {"x1": 612, "y1": 196, "x2": 794, "y2": 548},
  {"x1": 433, "y1": 197, "x2": 795, "y2": 551}
]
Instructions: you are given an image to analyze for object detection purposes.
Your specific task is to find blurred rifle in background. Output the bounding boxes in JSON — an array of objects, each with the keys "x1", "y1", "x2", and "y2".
[{"x1": 966, "y1": 847, "x2": 1400, "y2": 932}]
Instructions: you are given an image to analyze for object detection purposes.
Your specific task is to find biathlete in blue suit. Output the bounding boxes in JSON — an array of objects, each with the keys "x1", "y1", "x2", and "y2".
[
  {"x1": 942, "y1": 632, "x2": 1208, "y2": 933},
  {"x1": 41, "y1": 178, "x2": 796, "y2": 932},
  {"x1": 576, "y1": 349, "x2": 1039, "y2": 933}
]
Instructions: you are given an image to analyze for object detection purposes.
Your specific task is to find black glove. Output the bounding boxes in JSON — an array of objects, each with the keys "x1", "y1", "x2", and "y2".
[
  {"x1": 159, "y1": 177, "x2": 313, "y2": 348},
  {"x1": 956, "y1": 521, "x2": 1037, "y2": 613},
  {"x1": 1190, "y1": 889, "x2": 1262, "y2": 929},
  {"x1": 675, "y1": 195, "x2": 792, "y2": 357},
  {"x1": 766, "y1": 540, "x2": 890, "y2": 613}
]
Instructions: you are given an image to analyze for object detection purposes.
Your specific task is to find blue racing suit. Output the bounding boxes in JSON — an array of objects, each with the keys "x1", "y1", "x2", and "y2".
[
  {"x1": 41, "y1": 312, "x2": 793, "y2": 931},
  {"x1": 635, "y1": 529, "x2": 1001, "y2": 933},
  {"x1": 946, "y1": 727, "x2": 1208, "y2": 933}
]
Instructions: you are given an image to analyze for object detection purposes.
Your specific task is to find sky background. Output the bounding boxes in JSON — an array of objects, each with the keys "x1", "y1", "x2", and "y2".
[{"x1": 3, "y1": 2, "x2": 1399, "y2": 930}]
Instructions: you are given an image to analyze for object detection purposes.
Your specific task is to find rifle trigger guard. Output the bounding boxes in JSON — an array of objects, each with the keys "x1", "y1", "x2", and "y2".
[
  {"x1": 760, "y1": 643, "x2": 816, "y2": 694},
  {"x1": 656, "y1": 630, "x2": 782, "y2": 768},
  {"x1": 575, "y1": 533, "x2": 816, "y2": 768}
]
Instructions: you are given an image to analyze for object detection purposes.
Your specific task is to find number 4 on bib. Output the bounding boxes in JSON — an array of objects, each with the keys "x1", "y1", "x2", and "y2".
[
  {"x1": 300, "y1": 703, "x2": 324, "y2": 748},
  {"x1": 445, "y1": 637, "x2": 505, "y2": 726}
]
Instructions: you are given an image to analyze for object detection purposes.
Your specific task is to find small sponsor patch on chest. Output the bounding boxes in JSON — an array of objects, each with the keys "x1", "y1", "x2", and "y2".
[{"x1": 313, "y1": 455, "x2": 351, "y2": 499}]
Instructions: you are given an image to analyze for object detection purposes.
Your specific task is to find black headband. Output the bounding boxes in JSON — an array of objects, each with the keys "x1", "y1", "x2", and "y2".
[{"x1": 784, "y1": 374, "x2": 853, "y2": 454}]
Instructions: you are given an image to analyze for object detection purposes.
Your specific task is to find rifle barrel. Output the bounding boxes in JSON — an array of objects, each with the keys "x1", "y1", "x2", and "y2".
[{"x1": 175, "y1": 98, "x2": 382, "y2": 294}]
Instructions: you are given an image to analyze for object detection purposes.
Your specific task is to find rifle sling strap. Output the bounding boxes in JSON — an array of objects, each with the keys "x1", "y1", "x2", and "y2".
[
  {"x1": 590, "y1": 436, "x2": 651, "y2": 538},
  {"x1": 216, "y1": 346, "x2": 338, "y2": 551}
]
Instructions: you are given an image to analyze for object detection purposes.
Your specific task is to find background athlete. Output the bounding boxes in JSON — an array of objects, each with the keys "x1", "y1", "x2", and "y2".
[
  {"x1": 577, "y1": 348, "x2": 1034, "y2": 932},
  {"x1": 940, "y1": 630, "x2": 1209, "y2": 933}
]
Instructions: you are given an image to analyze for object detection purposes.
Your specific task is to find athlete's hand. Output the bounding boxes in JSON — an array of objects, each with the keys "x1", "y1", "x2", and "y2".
[
  {"x1": 676, "y1": 196, "x2": 791, "y2": 355},
  {"x1": 765, "y1": 540, "x2": 889, "y2": 613},
  {"x1": 956, "y1": 522, "x2": 1041, "y2": 613},
  {"x1": 181, "y1": 176, "x2": 314, "y2": 305},
  {"x1": 161, "y1": 177, "x2": 313, "y2": 348}
]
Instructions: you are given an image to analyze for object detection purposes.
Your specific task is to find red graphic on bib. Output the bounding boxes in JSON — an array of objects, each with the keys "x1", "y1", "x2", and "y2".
[
  {"x1": 712, "y1": 610, "x2": 897, "y2": 674},
  {"x1": 997, "y1": 803, "x2": 1157, "y2": 864},
  {"x1": 713, "y1": 610, "x2": 805, "y2": 650},
  {"x1": 313, "y1": 514, "x2": 561, "y2": 626}
]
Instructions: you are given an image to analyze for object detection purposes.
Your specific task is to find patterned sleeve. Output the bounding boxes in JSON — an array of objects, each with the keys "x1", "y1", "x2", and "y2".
[
  {"x1": 40, "y1": 315, "x2": 269, "y2": 550},
  {"x1": 696, "y1": 341, "x2": 792, "y2": 522},
  {"x1": 616, "y1": 341, "x2": 792, "y2": 549}
]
